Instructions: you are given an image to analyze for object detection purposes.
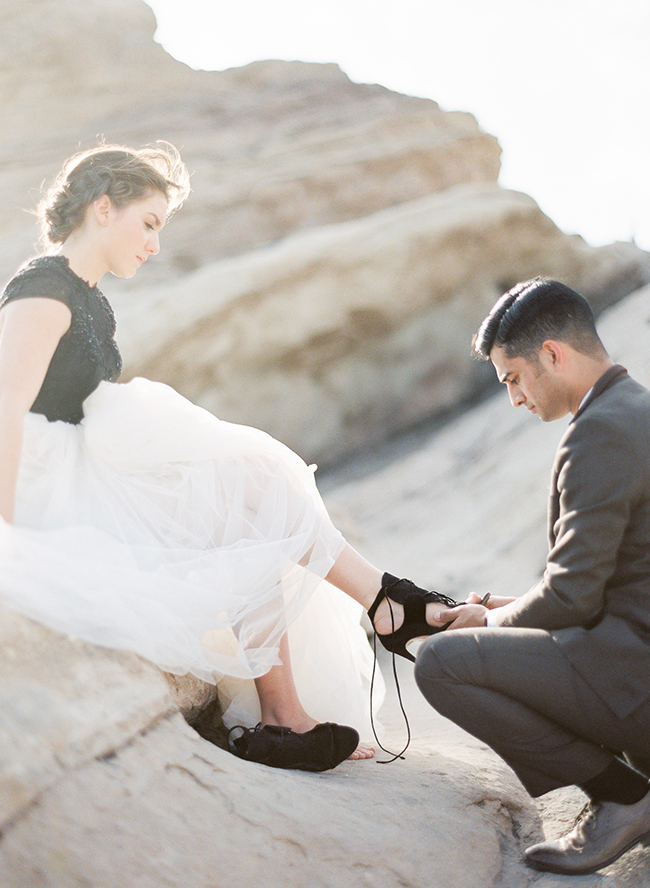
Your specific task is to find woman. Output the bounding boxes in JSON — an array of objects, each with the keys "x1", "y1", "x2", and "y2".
[{"x1": 0, "y1": 142, "x2": 455, "y2": 771}]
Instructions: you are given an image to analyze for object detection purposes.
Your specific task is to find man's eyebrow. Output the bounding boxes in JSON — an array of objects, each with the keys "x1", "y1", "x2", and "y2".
[{"x1": 498, "y1": 370, "x2": 512, "y2": 384}]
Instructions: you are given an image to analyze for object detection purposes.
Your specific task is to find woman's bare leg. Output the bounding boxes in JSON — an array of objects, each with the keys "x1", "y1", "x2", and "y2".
[
  {"x1": 255, "y1": 633, "x2": 317, "y2": 733},
  {"x1": 253, "y1": 543, "x2": 452, "y2": 762},
  {"x1": 325, "y1": 542, "x2": 451, "y2": 633},
  {"x1": 255, "y1": 633, "x2": 374, "y2": 760}
]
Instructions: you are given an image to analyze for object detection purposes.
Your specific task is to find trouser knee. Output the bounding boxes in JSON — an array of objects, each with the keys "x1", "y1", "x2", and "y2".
[{"x1": 414, "y1": 630, "x2": 469, "y2": 708}]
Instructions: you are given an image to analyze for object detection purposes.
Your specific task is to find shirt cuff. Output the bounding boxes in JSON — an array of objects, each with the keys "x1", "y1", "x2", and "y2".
[{"x1": 486, "y1": 611, "x2": 498, "y2": 628}]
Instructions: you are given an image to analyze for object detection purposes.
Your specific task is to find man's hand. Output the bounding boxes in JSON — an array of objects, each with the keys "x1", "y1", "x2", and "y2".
[
  {"x1": 432, "y1": 592, "x2": 517, "y2": 630},
  {"x1": 434, "y1": 603, "x2": 489, "y2": 629},
  {"x1": 465, "y1": 591, "x2": 516, "y2": 609}
]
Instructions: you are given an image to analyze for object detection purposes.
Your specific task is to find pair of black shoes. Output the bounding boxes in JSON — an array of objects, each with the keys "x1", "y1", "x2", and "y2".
[{"x1": 229, "y1": 572, "x2": 455, "y2": 771}]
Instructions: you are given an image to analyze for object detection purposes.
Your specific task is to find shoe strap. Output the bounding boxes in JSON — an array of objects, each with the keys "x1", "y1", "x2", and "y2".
[{"x1": 369, "y1": 601, "x2": 411, "y2": 764}]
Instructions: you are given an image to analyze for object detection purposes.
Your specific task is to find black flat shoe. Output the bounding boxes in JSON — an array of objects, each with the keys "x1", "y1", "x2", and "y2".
[
  {"x1": 367, "y1": 572, "x2": 458, "y2": 663},
  {"x1": 227, "y1": 722, "x2": 360, "y2": 772}
]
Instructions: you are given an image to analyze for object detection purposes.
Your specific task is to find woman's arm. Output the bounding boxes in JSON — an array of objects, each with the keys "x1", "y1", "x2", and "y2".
[{"x1": 0, "y1": 298, "x2": 71, "y2": 522}]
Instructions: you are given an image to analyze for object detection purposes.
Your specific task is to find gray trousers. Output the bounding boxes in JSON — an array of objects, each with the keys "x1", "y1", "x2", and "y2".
[{"x1": 414, "y1": 627, "x2": 650, "y2": 798}]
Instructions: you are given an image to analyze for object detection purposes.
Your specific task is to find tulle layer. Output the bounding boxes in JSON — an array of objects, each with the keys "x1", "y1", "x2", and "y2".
[{"x1": 1, "y1": 378, "x2": 383, "y2": 736}]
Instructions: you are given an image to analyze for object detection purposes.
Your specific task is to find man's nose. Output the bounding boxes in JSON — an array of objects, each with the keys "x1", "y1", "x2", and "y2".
[{"x1": 509, "y1": 387, "x2": 525, "y2": 407}]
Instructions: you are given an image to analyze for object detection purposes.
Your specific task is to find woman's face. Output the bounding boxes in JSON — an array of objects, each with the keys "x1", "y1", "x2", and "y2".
[{"x1": 101, "y1": 190, "x2": 168, "y2": 279}]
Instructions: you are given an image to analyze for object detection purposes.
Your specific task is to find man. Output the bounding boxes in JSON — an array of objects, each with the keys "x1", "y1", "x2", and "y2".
[{"x1": 415, "y1": 278, "x2": 650, "y2": 875}]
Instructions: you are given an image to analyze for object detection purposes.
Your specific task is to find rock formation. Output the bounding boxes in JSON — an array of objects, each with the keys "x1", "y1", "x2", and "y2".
[
  {"x1": 115, "y1": 185, "x2": 648, "y2": 464},
  {"x1": 0, "y1": 0, "x2": 502, "y2": 277},
  {"x1": 1, "y1": 0, "x2": 648, "y2": 464}
]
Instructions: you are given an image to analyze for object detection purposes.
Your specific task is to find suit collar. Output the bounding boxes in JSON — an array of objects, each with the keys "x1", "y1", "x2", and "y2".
[{"x1": 572, "y1": 364, "x2": 628, "y2": 422}]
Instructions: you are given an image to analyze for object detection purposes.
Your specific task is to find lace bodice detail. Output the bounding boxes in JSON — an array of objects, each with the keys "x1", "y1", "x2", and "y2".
[{"x1": 1, "y1": 255, "x2": 122, "y2": 423}]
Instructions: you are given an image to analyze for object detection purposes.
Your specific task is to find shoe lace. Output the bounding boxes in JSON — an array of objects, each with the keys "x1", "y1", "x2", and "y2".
[
  {"x1": 572, "y1": 800, "x2": 599, "y2": 830},
  {"x1": 383, "y1": 575, "x2": 457, "y2": 611},
  {"x1": 369, "y1": 597, "x2": 411, "y2": 764}
]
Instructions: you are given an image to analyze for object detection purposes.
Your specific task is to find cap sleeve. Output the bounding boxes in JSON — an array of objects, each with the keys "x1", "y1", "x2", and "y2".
[{"x1": 1, "y1": 259, "x2": 76, "y2": 312}]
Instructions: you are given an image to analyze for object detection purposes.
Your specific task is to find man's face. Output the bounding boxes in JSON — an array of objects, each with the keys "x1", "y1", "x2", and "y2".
[{"x1": 490, "y1": 344, "x2": 571, "y2": 422}]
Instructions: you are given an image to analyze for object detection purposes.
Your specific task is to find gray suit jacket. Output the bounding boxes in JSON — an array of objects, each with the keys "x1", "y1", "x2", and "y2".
[{"x1": 494, "y1": 364, "x2": 650, "y2": 718}]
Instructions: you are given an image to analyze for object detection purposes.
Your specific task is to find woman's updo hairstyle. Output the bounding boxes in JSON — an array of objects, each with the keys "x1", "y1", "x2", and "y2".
[{"x1": 38, "y1": 141, "x2": 191, "y2": 245}]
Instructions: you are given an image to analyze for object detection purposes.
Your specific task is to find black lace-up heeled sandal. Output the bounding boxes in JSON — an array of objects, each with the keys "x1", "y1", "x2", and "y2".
[
  {"x1": 227, "y1": 722, "x2": 360, "y2": 772},
  {"x1": 366, "y1": 573, "x2": 458, "y2": 764},
  {"x1": 367, "y1": 572, "x2": 458, "y2": 663}
]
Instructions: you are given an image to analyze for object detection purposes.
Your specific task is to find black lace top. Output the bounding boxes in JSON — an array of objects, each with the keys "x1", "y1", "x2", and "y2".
[{"x1": 0, "y1": 255, "x2": 122, "y2": 424}]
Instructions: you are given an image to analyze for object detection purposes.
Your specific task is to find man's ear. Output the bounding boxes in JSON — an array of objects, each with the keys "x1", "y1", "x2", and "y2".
[
  {"x1": 92, "y1": 194, "x2": 112, "y2": 226},
  {"x1": 540, "y1": 339, "x2": 565, "y2": 370}
]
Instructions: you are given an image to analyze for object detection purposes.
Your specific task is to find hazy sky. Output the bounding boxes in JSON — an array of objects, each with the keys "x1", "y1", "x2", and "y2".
[{"x1": 146, "y1": 0, "x2": 650, "y2": 251}]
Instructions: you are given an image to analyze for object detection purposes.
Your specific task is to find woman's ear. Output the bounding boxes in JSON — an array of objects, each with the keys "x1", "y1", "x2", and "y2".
[{"x1": 92, "y1": 194, "x2": 112, "y2": 227}]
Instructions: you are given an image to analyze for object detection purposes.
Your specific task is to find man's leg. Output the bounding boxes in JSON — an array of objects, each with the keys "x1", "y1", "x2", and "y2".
[
  {"x1": 415, "y1": 627, "x2": 650, "y2": 874},
  {"x1": 415, "y1": 626, "x2": 632, "y2": 794}
]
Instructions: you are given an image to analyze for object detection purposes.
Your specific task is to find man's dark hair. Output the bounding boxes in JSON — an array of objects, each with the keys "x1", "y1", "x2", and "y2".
[{"x1": 472, "y1": 278, "x2": 606, "y2": 362}]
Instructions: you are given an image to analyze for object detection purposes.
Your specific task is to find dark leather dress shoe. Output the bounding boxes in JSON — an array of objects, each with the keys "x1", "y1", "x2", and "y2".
[{"x1": 525, "y1": 790, "x2": 650, "y2": 874}]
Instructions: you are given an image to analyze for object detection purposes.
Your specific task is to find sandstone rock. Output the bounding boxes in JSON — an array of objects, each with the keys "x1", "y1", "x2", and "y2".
[
  {"x1": 162, "y1": 670, "x2": 219, "y2": 722},
  {"x1": 0, "y1": 1, "x2": 501, "y2": 279},
  {"x1": 0, "y1": 607, "x2": 175, "y2": 830},
  {"x1": 0, "y1": 601, "x2": 539, "y2": 888},
  {"x1": 0, "y1": 705, "x2": 539, "y2": 888},
  {"x1": 114, "y1": 183, "x2": 650, "y2": 465}
]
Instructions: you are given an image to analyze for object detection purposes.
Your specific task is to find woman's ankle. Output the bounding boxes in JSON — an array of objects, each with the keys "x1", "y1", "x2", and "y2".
[{"x1": 259, "y1": 700, "x2": 317, "y2": 733}]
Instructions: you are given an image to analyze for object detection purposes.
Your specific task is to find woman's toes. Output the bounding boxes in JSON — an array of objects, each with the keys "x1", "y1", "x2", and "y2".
[{"x1": 348, "y1": 744, "x2": 375, "y2": 760}]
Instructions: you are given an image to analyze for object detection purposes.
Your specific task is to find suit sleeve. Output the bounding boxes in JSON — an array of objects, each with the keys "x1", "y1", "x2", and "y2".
[{"x1": 492, "y1": 412, "x2": 641, "y2": 630}]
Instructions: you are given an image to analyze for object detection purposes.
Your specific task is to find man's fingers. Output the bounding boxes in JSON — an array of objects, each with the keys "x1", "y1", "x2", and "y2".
[
  {"x1": 464, "y1": 592, "x2": 483, "y2": 604},
  {"x1": 433, "y1": 606, "x2": 461, "y2": 623}
]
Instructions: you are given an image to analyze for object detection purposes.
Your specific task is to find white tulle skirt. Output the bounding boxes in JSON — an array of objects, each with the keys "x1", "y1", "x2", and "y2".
[{"x1": 0, "y1": 378, "x2": 383, "y2": 738}]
